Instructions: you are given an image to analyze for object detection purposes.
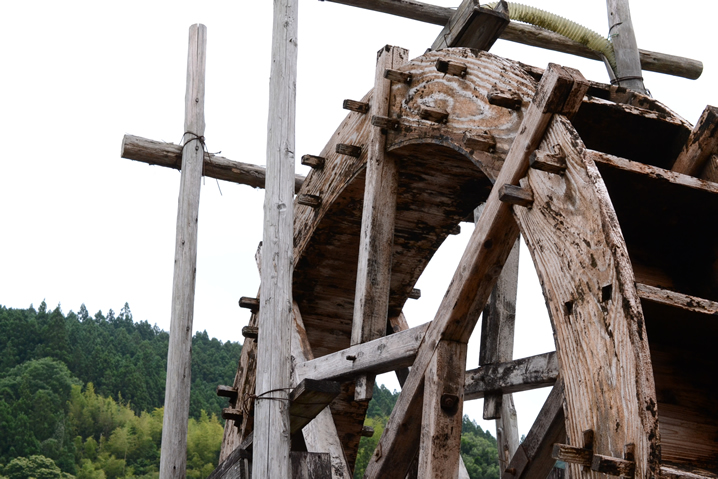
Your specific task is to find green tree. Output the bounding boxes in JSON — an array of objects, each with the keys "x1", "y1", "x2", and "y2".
[{"x1": 2, "y1": 455, "x2": 72, "y2": 479}]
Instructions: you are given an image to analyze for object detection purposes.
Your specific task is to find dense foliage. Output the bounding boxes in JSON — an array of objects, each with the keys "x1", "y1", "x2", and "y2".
[{"x1": 353, "y1": 385, "x2": 500, "y2": 479}]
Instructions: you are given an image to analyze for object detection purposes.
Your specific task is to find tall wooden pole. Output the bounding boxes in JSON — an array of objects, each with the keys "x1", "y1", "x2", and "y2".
[
  {"x1": 607, "y1": 0, "x2": 647, "y2": 94},
  {"x1": 252, "y1": 0, "x2": 297, "y2": 477},
  {"x1": 159, "y1": 23, "x2": 207, "y2": 479}
]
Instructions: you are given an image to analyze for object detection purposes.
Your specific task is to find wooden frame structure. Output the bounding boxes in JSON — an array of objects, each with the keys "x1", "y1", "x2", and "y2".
[{"x1": 120, "y1": 2, "x2": 718, "y2": 479}]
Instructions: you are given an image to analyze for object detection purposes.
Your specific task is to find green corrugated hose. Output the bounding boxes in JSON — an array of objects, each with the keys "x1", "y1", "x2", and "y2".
[{"x1": 487, "y1": 2, "x2": 616, "y2": 71}]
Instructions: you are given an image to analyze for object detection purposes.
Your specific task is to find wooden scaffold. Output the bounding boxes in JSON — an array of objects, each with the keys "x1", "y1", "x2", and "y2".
[{"x1": 120, "y1": 1, "x2": 718, "y2": 478}]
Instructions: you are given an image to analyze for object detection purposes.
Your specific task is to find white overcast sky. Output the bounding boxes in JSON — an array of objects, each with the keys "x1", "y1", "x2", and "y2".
[{"x1": 1, "y1": 0, "x2": 716, "y2": 435}]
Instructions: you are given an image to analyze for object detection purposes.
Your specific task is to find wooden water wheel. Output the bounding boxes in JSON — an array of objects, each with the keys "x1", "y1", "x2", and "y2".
[{"x1": 215, "y1": 47, "x2": 718, "y2": 479}]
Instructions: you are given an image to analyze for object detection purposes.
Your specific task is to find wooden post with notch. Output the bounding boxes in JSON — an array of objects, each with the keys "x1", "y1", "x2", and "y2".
[
  {"x1": 606, "y1": 0, "x2": 647, "y2": 94},
  {"x1": 351, "y1": 45, "x2": 408, "y2": 401},
  {"x1": 159, "y1": 23, "x2": 207, "y2": 479},
  {"x1": 252, "y1": 0, "x2": 297, "y2": 477}
]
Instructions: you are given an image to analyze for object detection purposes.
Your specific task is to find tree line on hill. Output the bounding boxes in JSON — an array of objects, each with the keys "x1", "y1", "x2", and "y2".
[{"x1": 0, "y1": 302, "x2": 500, "y2": 479}]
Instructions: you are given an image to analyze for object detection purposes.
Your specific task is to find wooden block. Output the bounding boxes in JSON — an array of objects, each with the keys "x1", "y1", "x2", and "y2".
[
  {"x1": 290, "y1": 452, "x2": 332, "y2": 479},
  {"x1": 483, "y1": 393, "x2": 502, "y2": 420},
  {"x1": 335, "y1": 143, "x2": 362, "y2": 158},
  {"x1": 530, "y1": 145, "x2": 567, "y2": 174},
  {"x1": 435, "y1": 58, "x2": 467, "y2": 77},
  {"x1": 222, "y1": 407, "x2": 244, "y2": 422},
  {"x1": 239, "y1": 296, "x2": 260, "y2": 313},
  {"x1": 297, "y1": 194, "x2": 322, "y2": 208},
  {"x1": 216, "y1": 385, "x2": 239, "y2": 400},
  {"x1": 463, "y1": 130, "x2": 496, "y2": 152},
  {"x1": 360, "y1": 426, "x2": 375, "y2": 438},
  {"x1": 430, "y1": 0, "x2": 510, "y2": 51},
  {"x1": 242, "y1": 326, "x2": 259, "y2": 340},
  {"x1": 449, "y1": 224, "x2": 461, "y2": 235},
  {"x1": 301, "y1": 154, "x2": 325, "y2": 170},
  {"x1": 419, "y1": 106, "x2": 449, "y2": 124},
  {"x1": 384, "y1": 68, "x2": 412, "y2": 84},
  {"x1": 408, "y1": 288, "x2": 421, "y2": 300},
  {"x1": 343, "y1": 99, "x2": 370, "y2": 114},
  {"x1": 288, "y1": 378, "x2": 341, "y2": 434},
  {"x1": 552, "y1": 444, "x2": 593, "y2": 467},
  {"x1": 591, "y1": 454, "x2": 636, "y2": 477},
  {"x1": 700, "y1": 154, "x2": 718, "y2": 183},
  {"x1": 487, "y1": 84, "x2": 523, "y2": 110},
  {"x1": 499, "y1": 184, "x2": 534, "y2": 207},
  {"x1": 371, "y1": 114, "x2": 400, "y2": 131}
]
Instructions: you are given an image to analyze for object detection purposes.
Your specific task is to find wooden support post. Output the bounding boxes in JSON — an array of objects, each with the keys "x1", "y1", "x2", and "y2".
[
  {"x1": 351, "y1": 45, "x2": 408, "y2": 401},
  {"x1": 431, "y1": 0, "x2": 509, "y2": 51},
  {"x1": 159, "y1": 24, "x2": 207, "y2": 479},
  {"x1": 417, "y1": 340, "x2": 467, "y2": 479},
  {"x1": 291, "y1": 303, "x2": 352, "y2": 479},
  {"x1": 364, "y1": 64, "x2": 588, "y2": 479},
  {"x1": 252, "y1": 0, "x2": 297, "y2": 477},
  {"x1": 607, "y1": 0, "x2": 647, "y2": 93}
]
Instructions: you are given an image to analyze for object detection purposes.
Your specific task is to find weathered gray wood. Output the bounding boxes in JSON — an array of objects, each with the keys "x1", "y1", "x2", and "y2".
[
  {"x1": 364, "y1": 64, "x2": 588, "y2": 479},
  {"x1": 252, "y1": 0, "x2": 297, "y2": 477},
  {"x1": 207, "y1": 446, "x2": 252, "y2": 479},
  {"x1": 552, "y1": 443, "x2": 593, "y2": 467},
  {"x1": 591, "y1": 453, "x2": 636, "y2": 477},
  {"x1": 387, "y1": 313, "x2": 411, "y2": 387},
  {"x1": 294, "y1": 323, "x2": 429, "y2": 384},
  {"x1": 672, "y1": 106, "x2": 718, "y2": 177},
  {"x1": 464, "y1": 352, "x2": 558, "y2": 400},
  {"x1": 660, "y1": 465, "x2": 718, "y2": 479},
  {"x1": 352, "y1": 45, "x2": 408, "y2": 401},
  {"x1": 502, "y1": 381, "x2": 566, "y2": 479},
  {"x1": 635, "y1": 283, "x2": 718, "y2": 316},
  {"x1": 159, "y1": 24, "x2": 207, "y2": 479},
  {"x1": 121, "y1": 134, "x2": 305, "y2": 193},
  {"x1": 418, "y1": 340, "x2": 467, "y2": 478},
  {"x1": 430, "y1": 0, "x2": 509, "y2": 52},
  {"x1": 217, "y1": 385, "x2": 239, "y2": 399},
  {"x1": 320, "y1": 0, "x2": 702, "y2": 79},
  {"x1": 343, "y1": 99, "x2": 370, "y2": 114},
  {"x1": 288, "y1": 379, "x2": 341, "y2": 434},
  {"x1": 487, "y1": 84, "x2": 523, "y2": 110},
  {"x1": 498, "y1": 184, "x2": 533, "y2": 207},
  {"x1": 290, "y1": 302, "x2": 352, "y2": 479},
  {"x1": 290, "y1": 452, "x2": 332, "y2": 479},
  {"x1": 607, "y1": 0, "x2": 647, "y2": 93}
]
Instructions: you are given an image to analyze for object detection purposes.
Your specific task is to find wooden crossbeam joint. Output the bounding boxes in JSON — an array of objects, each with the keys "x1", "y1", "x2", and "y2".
[
  {"x1": 463, "y1": 130, "x2": 496, "y2": 153},
  {"x1": 499, "y1": 184, "x2": 534, "y2": 207},
  {"x1": 419, "y1": 106, "x2": 449, "y2": 124},
  {"x1": 288, "y1": 379, "x2": 341, "y2": 435},
  {"x1": 239, "y1": 296, "x2": 260, "y2": 313},
  {"x1": 371, "y1": 114, "x2": 401, "y2": 132},
  {"x1": 488, "y1": 85, "x2": 523, "y2": 110},
  {"x1": 335, "y1": 143, "x2": 362, "y2": 158},
  {"x1": 297, "y1": 194, "x2": 322, "y2": 208},
  {"x1": 384, "y1": 68, "x2": 412, "y2": 84},
  {"x1": 436, "y1": 58, "x2": 467, "y2": 77},
  {"x1": 591, "y1": 454, "x2": 636, "y2": 477},
  {"x1": 343, "y1": 99, "x2": 370, "y2": 114},
  {"x1": 301, "y1": 154, "x2": 325, "y2": 170},
  {"x1": 530, "y1": 144, "x2": 567, "y2": 174},
  {"x1": 242, "y1": 326, "x2": 259, "y2": 340}
]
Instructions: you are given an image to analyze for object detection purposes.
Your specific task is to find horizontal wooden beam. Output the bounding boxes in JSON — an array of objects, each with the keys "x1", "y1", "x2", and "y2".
[
  {"x1": 121, "y1": 134, "x2": 305, "y2": 193},
  {"x1": 464, "y1": 352, "x2": 558, "y2": 400},
  {"x1": 293, "y1": 322, "x2": 429, "y2": 384},
  {"x1": 635, "y1": 283, "x2": 718, "y2": 316},
  {"x1": 320, "y1": 0, "x2": 703, "y2": 80},
  {"x1": 288, "y1": 379, "x2": 341, "y2": 435}
]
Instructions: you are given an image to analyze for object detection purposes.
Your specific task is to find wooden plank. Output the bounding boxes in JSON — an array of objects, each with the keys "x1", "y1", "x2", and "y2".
[
  {"x1": 364, "y1": 64, "x2": 588, "y2": 479},
  {"x1": 589, "y1": 149, "x2": 718, "y2": 195},
  {"x1": 294, "y1": 323, "x2": 429, "y2": 384},
  {"x1": 320, "y1": 0, "x2": 703, "y2": 79},
  {"x1": 417, "y1": 340, "x2": 467, "y2": 479},
  {"x1": 207, "y1": 447, "x2": 252, "y2": 479},
  {"x1": 701, "y1": 154, "x2": 718, "y2": 183},
  {"x1": 288, "y1": 379, "x2": 341, "y2": 434},
  {"x1": 660, "y1": 465, "x2": 718, "y2": 479},
  {"x1": 464, "y1": 352, "x2": 558, "y2": 400},
  {"x1": 606, "y1": 0, "x2": 647, "y2": 93},
  {"x1": 159, "y1": 24, "x2": 207, "y2": 479},
  {"x1": 636, "y1": 283, "x2": 718, "y2": 316},
  {"x1": 591, "y1": 454, "x2": 635, "y2": 477},
  {"x1": 121, "y1": 134, "x2": 305, "y2": 193},
  {"x1": 502, "y1": 380, "x2": 566, "y2": 479},
  {"x1": 252, "y1": 0, "x2": 297, "y2": 477},
  {"x1": 352, "y1": 45, "x2": 408, "y2": 401},
  {"x1": 672, "y1": 106, "x2": 718, "y2": 177},
  {"x1": 388, "y1": 313, "x2": 411, "y2": 387},
  {"x1": 430, "y1": 0, "x2": 509, "y2": 52},
  {"x1": 290, "y1": 452, "x2": 332, "y2": 479}
]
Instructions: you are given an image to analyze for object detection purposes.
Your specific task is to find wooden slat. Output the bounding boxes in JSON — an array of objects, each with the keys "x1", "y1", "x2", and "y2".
[
  {"x1": 672, "y1": 105, "x2": 718, "y2": 177},
  {"x1": 660, "y1": 465, "x2": 718, "y2": 479},
  {"x1": 252, "y1": 1, "x2": 297, "y2": 476},
  {"x1": 352, "y1": 45, "x2": 408, "y2": 401},
  {"x1": 287, "y1": 379, "x2": 341, "y2": 434},
  {"x1": 320, "y1": 0, "x2": 703, "y2": 79},
  {"x1": 294, "y1": 323, "x2": 429, "y2": 384},
  {"x1": 502, "y1": 380, "x2": 566, "y2": 479},
  {"x1": 464, "y1": 352, "x2": 558, "y2": 400},
  {"x1": 159, "y1": 24, "x2": 207, "y2": 479},
  {"x1": 636, "y1": 283, "x2": 718, "y2": 316},
  {"x1": 417, "y1": 340, "x2": 467, "y2": 478},
  {"x1": 430, "y1": 0, "x2": 509, "y2": 51},
  {"x1": 121, "y1": 134, "x2": 305, "y2": 193},
  {"x1": 364, "y1": 64, "x2": 588, "y2": 479}
]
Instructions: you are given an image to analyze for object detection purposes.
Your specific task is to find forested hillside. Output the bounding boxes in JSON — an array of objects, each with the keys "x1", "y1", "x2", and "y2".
[{"x1": 0, "y1": 302, "x2": 500, "y2": 479}]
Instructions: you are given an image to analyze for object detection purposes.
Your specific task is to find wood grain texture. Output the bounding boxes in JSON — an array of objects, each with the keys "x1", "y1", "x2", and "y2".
[
  {"x1": 636, "y1": 283, "x2": 718, "y2": 316},
  {"x1": 514, "y1": 115, "x2": 658, "y2": 477},
  {"x1": 252, "y1": 0, "x2": 297, "y2": 477},
  {"x1": 159, "y1": 24, "x2": 206, "y2": 479},
  {"x1": 430, "y1": 0, "x2": 509, "y2": 52},
  {"x1": 464, "y1": 352, "x2": 558, "y2": 400},
  {"x1": 671, "y1": 105, "x2": 718, "y2": 177},
  {"x1": 121, "y1": 134, "x2": 305, "y2": 193},
  {"x1": 606, "y1": 0, "x2": 647, "y2": 93}
]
